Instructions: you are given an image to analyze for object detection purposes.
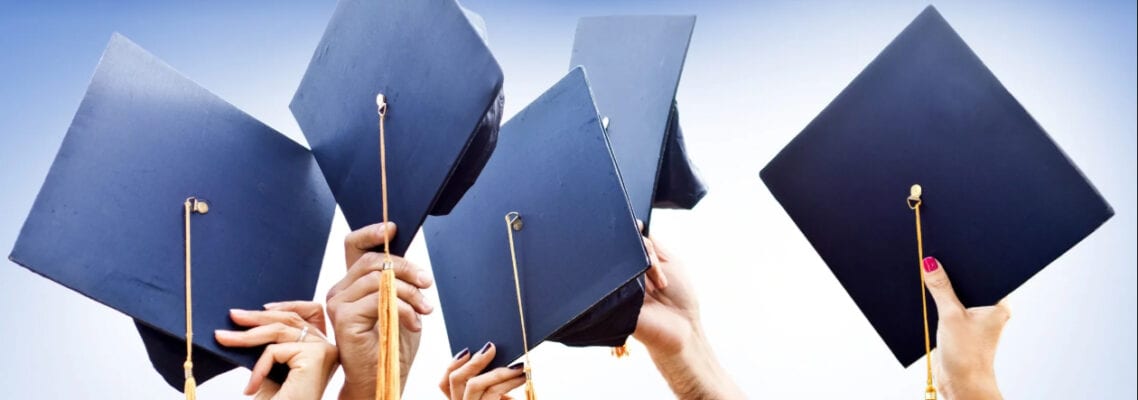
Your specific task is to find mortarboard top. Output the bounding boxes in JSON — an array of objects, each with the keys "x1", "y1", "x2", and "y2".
[
  {"x1": 760, "y1": 6, "x2": 1113, "y2": 366},
  {"x1": 423, "y1": 68, "x2": 650, "y2": 370},
  {"x1": 569, "y1": 15, "x2": 707, "y2": 227},
  {"x1": 8, "y1": 34, "x2": 336, "y2": 390},
  {"x1": 290, "y1": 0, "x2": 504, "y2": 256}
]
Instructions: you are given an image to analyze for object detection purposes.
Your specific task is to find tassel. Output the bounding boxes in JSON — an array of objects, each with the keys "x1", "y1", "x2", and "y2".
[
  {"x1": 376, "y1": 265, "x2": 401, "y2": 399},
  {"x1": 524, "y1": 376, "x2": 537, "y2": 400},
  {"x1": 610, "y1": 344, "x2": 630, "y2": 358},
  {"x1": 374, "y1": 93, "x2": 400, "y2": 399},
  {"x1": 184, "y1": 361, "x2": 196, "y2": 400}
]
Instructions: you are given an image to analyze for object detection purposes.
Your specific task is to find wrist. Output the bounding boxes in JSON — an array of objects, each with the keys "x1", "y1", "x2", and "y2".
[
  {"x1": 338, "y1": 376, "x2": 375, "y2": 400},
  {"x1": 645, "y1": 325, "x2": 741, "y2": 400},
  {"x1": 940, "y1": 373, "x2": 1001, "y2": 400}
]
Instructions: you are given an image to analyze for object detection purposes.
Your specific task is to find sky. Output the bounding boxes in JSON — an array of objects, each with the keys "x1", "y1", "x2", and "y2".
[{"x1": 0, "y1": 0, "x2": 1135, "y2": 398}]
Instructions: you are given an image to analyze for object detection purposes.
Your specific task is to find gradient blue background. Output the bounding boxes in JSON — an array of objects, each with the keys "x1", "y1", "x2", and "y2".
[{"x1": 1, "y1": 1, "x2": 1135, "y2": 398}]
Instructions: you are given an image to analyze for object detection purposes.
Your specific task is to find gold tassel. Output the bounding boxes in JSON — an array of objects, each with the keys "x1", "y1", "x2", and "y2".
[
  {"x1": 524, "y1": 375, "x2": 537, "y2": 400},
  {"x1": 374, "y1": 93, "x2": 401, "y2": 399},
  {"x1": 183, "y1": 198, "x2": 208, "y2": 400},
  {"x1": 505, "y1": 212, "x2": 537, "y2": 400},
  {"x1": 184, "y1": 361, "x2": 197, "y2": 400},
  {"x1": 909, "y1": 185, "x2": 937, "y2": 400},
  {"x1": 611, "y1": 344, "x2": 630, "y2": 358},
  {"x1": 376, "y1": 265, "x2": 400, "y2": 399}
]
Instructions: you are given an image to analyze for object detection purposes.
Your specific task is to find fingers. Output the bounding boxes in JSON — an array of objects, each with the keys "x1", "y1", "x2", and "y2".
[
  {"x1": 262, "y1": 301, "x2": 328, "y2": 334},
  {"x1": 440, "y1": 348, "x2": 472, "y2": 398},
  {"x1": 330, "y1": 270, "x2": 433, "y2": 314},
  {"x1": 449, "y1": 342, "x2": 497, "y2": 399},
  {"x1": 992, "y1": 298, "x2": 1012, "y2": 322},
  {"x1": 345, "y1": 222, "x2": 396, "y2": 257},
  {"x1": 643, "y1": 236, "x2": 668, "y2": 290},
  {"x1": 483, "y1": 376, "x2": 526, "y2": 400},
  {"x1": 215, "y1": 322, "x2": 306, "y2": 348},
  {"x1": 230, "y1": 308, "x2": 326, "y2": 339},
  {"x1": 329, "y1": 254, "x2": 432, "y2": 300},
  {"x1": 463, "y1": 366, "x2": 526, "y2": 400},
  {"x1": 334, "y1": 291, "x2": 423, "y2": 332},
  {"x1": 245, "y1": 342, "x2": 305, "y2": 395},
  {"x1": 922, "y1": 257, "x2": 964, "y2": 317}
]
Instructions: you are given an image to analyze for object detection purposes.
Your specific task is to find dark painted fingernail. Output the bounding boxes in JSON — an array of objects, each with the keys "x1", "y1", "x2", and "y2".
[
  {"x1": 508, "y1": 362, "x2": 524, "y2": 370},
  {"x1": 923, "y1": 257, "x2": 939, "y2": 273},
  {"x1": 478, "y1": 342, "x2": 493, "y2": 354},
  {"x1": 453, "y1": 348, "x2": 469, "y2": 360}
]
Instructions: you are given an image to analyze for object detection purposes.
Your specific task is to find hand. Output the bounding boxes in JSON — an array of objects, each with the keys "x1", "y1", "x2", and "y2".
[
  {"x1": 326, "y1": 222, "x2": 435, "y2": 399},
  {"x1": 215, "y1": 302, "x2": 338, "y2": 400},
  {"x1": 634, "y1": 227, "x2": 695, "y2": 356},
  {"x1": 632, "y1": 231, "x2": 744, "y2": 400},
  {"x1": 923, "y1": 257, "x2": 1008, "y2": 400},
  {"x1": 439, "y1": 342, "x2": 526, "y2": 400}
]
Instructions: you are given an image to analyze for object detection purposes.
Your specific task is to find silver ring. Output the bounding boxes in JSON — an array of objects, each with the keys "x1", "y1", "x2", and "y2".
[{"x1": 296, "y1": 325, "x2": 309, "y2": 343}]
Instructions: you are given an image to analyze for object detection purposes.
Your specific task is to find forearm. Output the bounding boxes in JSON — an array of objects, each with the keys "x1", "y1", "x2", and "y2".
[{"x1": 646, "y1": 327, "x2": 745, "y2": 400}]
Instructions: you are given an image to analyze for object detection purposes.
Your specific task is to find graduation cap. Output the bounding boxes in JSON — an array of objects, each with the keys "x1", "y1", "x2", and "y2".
[
  {"x1": 760, "y1": 4, "x2": 1113, "y2": 386},
  {"x1": 569, "y1": 15, "x2": 707, "y2": 225},
  {"x1": 8, "y1": 34, "x2": 336, "y2": 393},
  {"x1": 423, "y1": 68, "x2": 650, "y2": 374},
  {"x1": 290, "y1": 0, "x2": 505, "y2": 256},
  {"x1": 530, "y1": 15, "x2": 706, "y2": 359}
]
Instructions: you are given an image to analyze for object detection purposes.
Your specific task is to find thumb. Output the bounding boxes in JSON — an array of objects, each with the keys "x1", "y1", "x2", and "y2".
[{"x1": 922, "y1": 257, "x2": 964, "y2": 317}]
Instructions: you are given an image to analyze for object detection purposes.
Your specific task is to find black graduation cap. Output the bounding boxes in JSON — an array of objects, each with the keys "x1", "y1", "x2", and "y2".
[
  {"x1": 423, "y1": 68, "x2": 650, "y2": 369},
  {"x1": 760, "y1": 6, "x2": 1113, "y2": 366},
  {"x1": 7, "y1": 34, "x2": 336, "y2": 390},
  {"x1": 569, "y1": 15, "x2": 707, "y2": 225},
  {"x1": 290, "y1": 0, "x2": 504, "y2": 256}
]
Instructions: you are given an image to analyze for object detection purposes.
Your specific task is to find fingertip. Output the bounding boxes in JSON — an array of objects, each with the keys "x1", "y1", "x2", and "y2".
[
  {"x1": 229, "y1": 308, "x2": 250, "y2": 317},
  {"x1": 452, "y1": 347, "x2": 471, "y2": 361},
  {"x1": 408, "y1": 313, "x2": 423, "y2": 332},
  {"x1": 417, "y1": 270, "x2": 434, "y2": 288},
  {"x1": 636, "y1": 219, "x2": 645, "y2": 233},
  {"x1": 923, "y1": 256, "x2": 942, "y2": 273},
  {"x1": 376, "y1": 221, "x2": 397, "y2": 238},
  {"x1": 477, "y1": 341, "x2": 494, "y2": 356}
]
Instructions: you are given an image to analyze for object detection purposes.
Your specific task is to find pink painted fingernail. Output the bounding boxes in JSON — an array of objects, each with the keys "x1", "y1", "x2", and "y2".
[{"x1": 923, "y1": 257, "x2": 939, "y2": 273}]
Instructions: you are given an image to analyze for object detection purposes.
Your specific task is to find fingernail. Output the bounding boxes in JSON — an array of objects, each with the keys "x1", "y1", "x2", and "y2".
[
  {"x1": 923, "y1": 257, "x2": 939, "y2": 273},
  {"x1": 453, "y1": 348, "x2": 469, "y2": 360},
  {"x1": 262, "y1": 302, "x2": 279, "y2": 309},
  {"x1": 478, "y1": 342, "x2": 493, "y2": 354},
  {"x1": 419, "y1": 271, "x2": 434, "y2": 287},
  {"x1": 229, "y1": 308, "x2": 249, "y2": 315},
  {"x1": 422, "y1": 301, "x2": 434, "y2": 313},
  {"x1": 508, "y1": 362, "x2": 524, "y2": 370}
]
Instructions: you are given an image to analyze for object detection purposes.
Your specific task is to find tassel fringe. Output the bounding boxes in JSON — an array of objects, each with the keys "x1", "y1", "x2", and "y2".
[
  {"x1": 376, "y1": 267, "x2": 401, "y2": 400},
  {"x1": 524, "y1": 375, "x2": 537, "y2": 400},
  {"x1": 611, "y1": 344, "x2": 630, "y2": 358},
  {"x1": 184, "y1": 360, "x2": 197, "y2": 400}
]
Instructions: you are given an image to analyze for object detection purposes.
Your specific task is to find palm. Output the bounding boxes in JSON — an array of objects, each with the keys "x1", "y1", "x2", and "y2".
[{"x1": 633, "y1": 238, "x2": 699, "y2": 356}]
